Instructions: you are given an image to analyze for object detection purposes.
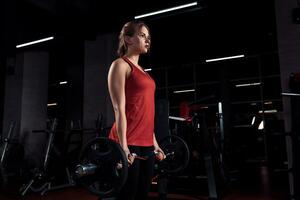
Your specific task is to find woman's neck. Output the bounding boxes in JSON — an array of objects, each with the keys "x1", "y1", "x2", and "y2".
[{"x1": 125, "y1": 54, "x2": 139, "y2": 66}]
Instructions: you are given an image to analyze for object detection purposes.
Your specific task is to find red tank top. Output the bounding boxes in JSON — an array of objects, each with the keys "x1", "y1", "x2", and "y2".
[{"x1": 109, "y1": 57, "x2": 156, "y2": 146}]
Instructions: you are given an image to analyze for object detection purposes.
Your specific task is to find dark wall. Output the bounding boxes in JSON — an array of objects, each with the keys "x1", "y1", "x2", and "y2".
[
  {"x1": 0, "y1": 59, "x2": 5, "y2": 136},
  {"x1": 47, "y1": 36, "x2": 84, "y2": 129},
  {"x1": 155, "y1": 99, "x2": 170, "y2": 142},
  {"x1": 1, "y1": 0, "x2": 16, "y2": 135},
  {"x1": 0, "y1": 3, "x2": 3, "y2": 135}
]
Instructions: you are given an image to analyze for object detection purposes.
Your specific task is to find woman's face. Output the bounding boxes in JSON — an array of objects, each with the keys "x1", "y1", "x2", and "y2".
[{"x1": 130, "y1": 26, "x2": 151, "y2": 54}]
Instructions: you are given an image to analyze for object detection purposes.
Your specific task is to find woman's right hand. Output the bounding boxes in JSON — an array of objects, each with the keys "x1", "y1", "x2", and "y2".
[{"x1": 123, "y1": 147, "x2": 135, "y2": 165}]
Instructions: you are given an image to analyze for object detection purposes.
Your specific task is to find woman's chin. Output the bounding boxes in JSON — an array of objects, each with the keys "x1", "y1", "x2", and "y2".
[{"x1": 141, "y1": 50, "x2": 149, "y2": 54}]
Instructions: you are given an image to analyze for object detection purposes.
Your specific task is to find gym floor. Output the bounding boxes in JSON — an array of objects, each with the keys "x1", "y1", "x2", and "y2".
[{"x1": 0, "y1": 163, "x2": 289, "y2": 200}]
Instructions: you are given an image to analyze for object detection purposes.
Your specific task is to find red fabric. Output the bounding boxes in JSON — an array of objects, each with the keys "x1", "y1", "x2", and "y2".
[{"x1": 109, "y1": 57, "x2": 156, "y2": 146}]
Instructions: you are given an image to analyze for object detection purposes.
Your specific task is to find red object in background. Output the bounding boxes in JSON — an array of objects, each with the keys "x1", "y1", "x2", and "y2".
[
  {"x1": 179, "y1": 101, "x2": 193, "y2": 122},
  {"x1": 179, "y1": 101, "x2": 190, "y2": 119},
  {"x1": 179, "y1": 100, "x2": 210, "y2": 122}
]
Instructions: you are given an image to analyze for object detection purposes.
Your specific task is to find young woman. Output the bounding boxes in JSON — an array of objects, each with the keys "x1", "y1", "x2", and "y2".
[{"x1": 107, "y1": 20, "x2": 165, "y2": 199}]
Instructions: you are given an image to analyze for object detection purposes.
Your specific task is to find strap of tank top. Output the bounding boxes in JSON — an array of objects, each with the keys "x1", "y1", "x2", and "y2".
[{"x1": 122, "y1": 56, "x2": 134, "y2": 71}]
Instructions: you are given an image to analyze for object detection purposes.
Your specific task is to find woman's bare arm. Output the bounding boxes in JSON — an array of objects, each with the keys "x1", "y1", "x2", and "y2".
[
  {"x1": 108, "y1": 59, "x2": 132, "y2": 161},
  {"x1": 153, "y1": 133, "x2": 166, "y2": 160}
]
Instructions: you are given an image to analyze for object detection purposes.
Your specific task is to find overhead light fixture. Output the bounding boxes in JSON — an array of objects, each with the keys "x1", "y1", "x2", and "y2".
[
  {"x1": 259, "y1": 109, "x2": 278, "y2": 114},
  {"x1": 47, "y1": 103, "x2": 57, "y2": 107},
  {"x1": 235, "y1": 82, "x2": 261, "y2": 87},
  {"x1": 205, "y1": 54, "x2": 245, "y2": 63},
  {"x1": 264, "y1": 101, "x2": 273, "y2": 105},
  {"x1": 16, "y1": 36, "x2": 54, "y2": 48},
  {"x1": 282, "y1": 92, "x2": 300, "y2": 96},
  {"x1": 144, "y1": 68, "x2": 152, "y2": 72},
  {"x1": 59, "y1": 81, "x2": 67, "y2": 85},
  {"x1": 134, "y1": 2, "x2": 198, "y2": 19},
  {"x1": 173, "y1": 89, "x2": 195, "y2": 94},
  {"x1": 169, "y1": 116, "x2": 186, "y2": 121}
]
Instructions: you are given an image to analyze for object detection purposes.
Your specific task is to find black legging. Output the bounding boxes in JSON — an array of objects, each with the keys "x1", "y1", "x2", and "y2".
[{"x1": 115, "y1": 145, "x2": 155, "y2": 200}]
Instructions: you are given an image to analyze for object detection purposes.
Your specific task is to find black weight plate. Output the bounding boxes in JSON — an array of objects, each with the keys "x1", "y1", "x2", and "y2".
[
  {"x1": 77, "y1": 137, "x2": 128, "y2": 198},
  {"x1": 158, "y1": 135, "x2": 190, "y2": 174}
]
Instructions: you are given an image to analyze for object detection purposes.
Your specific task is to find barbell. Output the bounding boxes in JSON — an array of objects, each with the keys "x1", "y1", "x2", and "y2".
[{"x1": 74, "y1": 135, "x2": 190, "y2": 198}]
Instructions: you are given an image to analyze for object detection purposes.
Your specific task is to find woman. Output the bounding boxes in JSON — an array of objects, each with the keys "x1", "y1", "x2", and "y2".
[{"x1": 107, "y1": 20, "x2": 165, "y2": 199}]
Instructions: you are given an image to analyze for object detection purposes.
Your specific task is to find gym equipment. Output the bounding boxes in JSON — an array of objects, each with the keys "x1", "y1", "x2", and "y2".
[
  {"x1": 18, "y1": 114, "x2": 189, "y2": 199},
  {"x1": 282, "y1": 74, "x2": 300, "y2": 199},
  {"x1": 0, "y1": 122, "x2": 15, "y2": 188},
  {"x1": 191, "y1": 108, "x2": 229, "y2": 200},
  {"x1": 75, "y1": 135, "x2": 190, "y2": 198},
  {"x1": 20, "y1": 118, "x2": 75, "y2": 196},
  {"x1": 74, "y1": 137, "x2": 128, "y2": 198},
  {"x1": 157, "y1": 135, "x2": 190, "y2": 174},
  {"x1": 127, "y1": 135, "x2": 190, "y2": 174},
  {"x1": 0, "y1": 121, "x2": 24, "y2": 193},
  {"x1": 0, "y1": 122, "x2": 15, "y2": 165}
]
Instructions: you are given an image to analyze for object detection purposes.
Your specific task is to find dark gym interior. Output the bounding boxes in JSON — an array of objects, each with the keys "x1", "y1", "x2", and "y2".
[{"x1": 1, "y1": 0, "x2": 300, "y2": 199}]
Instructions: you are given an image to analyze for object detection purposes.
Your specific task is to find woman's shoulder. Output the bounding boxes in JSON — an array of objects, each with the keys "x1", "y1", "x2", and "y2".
[
  {"x1": 112, "y1": 57, "x2": 127, "y2": 66},
  {"x1": 110, "y1": 57, "x2": 131, "y2": 73}
]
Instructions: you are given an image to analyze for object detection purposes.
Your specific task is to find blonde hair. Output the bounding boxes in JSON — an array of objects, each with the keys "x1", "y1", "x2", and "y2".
[{"x1": 117, "y1": 20, "x2": 150, "y2": 57}]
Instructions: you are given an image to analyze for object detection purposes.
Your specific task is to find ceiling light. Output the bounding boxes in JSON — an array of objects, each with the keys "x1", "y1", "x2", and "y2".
[
  {"x1": 47, "y1": 103, "x2": 57, "y2": 107},
  {"x1": 173, "y1": 89, "x2": 195, "y2": 94},
  {"x1": 205, "y1": 55, "x2": 245, "y2": 63},
  {"x1": 235, "y1": 82, "x2": 261, "y2": 87},
  {"x1": 16, "y1": 36, "x2": 54, "y2": 48},
  {"x1": 282, "y1": 92, "x2": 300, "y2": 96},
  {"x1": 169, "y1": 116, "x2": 186, "y2": 121},
  {"x1": 59, "y1": 81, "x2": 67, "y2": 85},
  {"x1": 258, "y1": 109, "x2": 277, "y2": 113},
  {"x1": 134, "y1": 2, "x2": 198, "y2": 19},
  {"x1": 264, "y1": 101, "x2": 273, "y2": 105}
]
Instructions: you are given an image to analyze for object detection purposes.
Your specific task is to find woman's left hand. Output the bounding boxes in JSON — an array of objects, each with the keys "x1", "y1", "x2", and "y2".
[{"x1": 154, "y1": 146, "x2": 166, "y2": 161}]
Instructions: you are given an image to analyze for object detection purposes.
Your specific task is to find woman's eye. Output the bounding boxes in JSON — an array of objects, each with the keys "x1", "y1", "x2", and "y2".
[{"x1": 139, "y1": 33, "x2": 150, "y2": 40}]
